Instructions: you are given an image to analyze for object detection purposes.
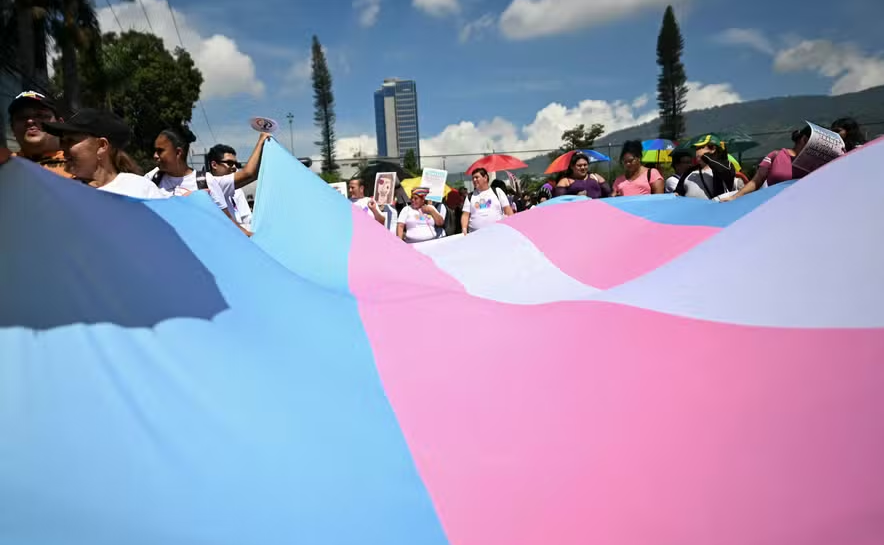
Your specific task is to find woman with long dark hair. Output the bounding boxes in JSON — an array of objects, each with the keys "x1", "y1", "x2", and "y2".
[
  {"x1": 553, "y1": 152, "x2": 609, "y2": 198},
  {"x1": 831, "y1": 117, "x2": 865, "y2": 152},
  {"x1": 612, "y1": 140, "x2": 665, "y2": 196},
  {"x1": 721, "y1": 125, "x2": 811, "y2": 201},
  {"x1": 146, "y1": 125, "x2": 252, "y2": 235}
]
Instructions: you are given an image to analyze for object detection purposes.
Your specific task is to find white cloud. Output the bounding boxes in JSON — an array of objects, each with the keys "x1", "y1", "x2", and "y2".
[
  {"x1": 263, "y1": 81, "x2": 741, "y2": 174},
  {"x1": 96, "y1": 0, "x2": 264, "y2": 100},
  {"x1": 413, "y1": 0, "x2": 460, "y2": 18},
  {"x1": 499, "y1": 0, "x2": 678, "y2": 40},
  {"x1": 773, "y1": 40, "x2": 884, "y2": 95},
  {"x1": 281, "y1": 46, "x2": 349, "y2": 94},
  {"x1": 631, "y1": 94, "x2": 649, "y2": 109},
  {"x1": 415, "y1": 81, "x2": 741, "y2": 171},
  {"x1": 684, "y1": 81, "x2": 741, "y2": 111},
  {"x1": 715, "y1": 28, "x2": 774, "y2": 55},
  {"x1": 459, "y1": 14, "x2": 497, "y2": 43},
  {"x1": 353, "y1": 0, "x2": 381, "y2": 27},
  {"x1": 283, "y1": 56, "x2": 312, "y2": 89}
]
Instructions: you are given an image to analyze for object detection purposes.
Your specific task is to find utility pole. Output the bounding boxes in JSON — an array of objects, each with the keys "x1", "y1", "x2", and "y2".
[{"x1": 286, "y1": 112, "x2": 294, "y2": 153}]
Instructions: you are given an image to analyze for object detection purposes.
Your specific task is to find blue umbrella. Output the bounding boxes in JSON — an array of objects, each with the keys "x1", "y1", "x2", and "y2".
[{"x1": 642, "y1": 139, "x2": 675, "y2": 151}]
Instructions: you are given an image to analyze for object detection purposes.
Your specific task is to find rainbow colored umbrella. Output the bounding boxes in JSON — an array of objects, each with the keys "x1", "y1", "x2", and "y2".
[
  {"x1": 3, "y1": 139, "x2": 883, "y2": 545},
  {"x1": 544, "y1": 149, "x2": 610, "y2": 174},
  {"x1": 642, "y1": 139, "x2": 675, "y2": 164}
]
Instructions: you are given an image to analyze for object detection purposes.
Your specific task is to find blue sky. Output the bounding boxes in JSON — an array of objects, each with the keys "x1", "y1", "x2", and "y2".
[{"x1": 98, "y1": 0, "x2": 884, "y2": 171}]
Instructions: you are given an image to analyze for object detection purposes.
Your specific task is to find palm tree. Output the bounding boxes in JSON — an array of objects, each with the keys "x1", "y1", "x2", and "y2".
[
  {"x1": 50, "y1": 0, "x2": 100, "y2": 110},
  {"x1": 4, "y1": 0, "x2": 99, "y2": 111}
]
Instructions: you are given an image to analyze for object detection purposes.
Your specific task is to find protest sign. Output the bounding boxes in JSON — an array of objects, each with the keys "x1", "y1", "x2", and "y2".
[
  {"x1": 250, "y1": 117, "x2": 279, "y2": 133},
  {"x1": 330, "y1": 182, "x2": 347, "y2": 197},
  {"x1": 373, "y1": 173, "x2": 397, "y2": 207},
  {"x1": 421, "y1": 168, "x2": 448, "y2": 202},
  {"x1": 792, "y1": 121, "x2": 845, "y2": 173}
]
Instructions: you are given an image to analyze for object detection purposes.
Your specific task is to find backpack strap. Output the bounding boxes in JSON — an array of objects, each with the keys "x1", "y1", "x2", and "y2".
[
  {"x1": 152, "y1": 170, "x2": 163, "y2": 186},
  {"x1": 195, "y1": 169, "x2": 208, "y2": 191}
]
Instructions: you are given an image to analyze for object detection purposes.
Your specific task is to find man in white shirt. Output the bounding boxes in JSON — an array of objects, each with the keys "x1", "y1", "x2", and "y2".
[
  {"x1": 347, "y1": 177, "x2": 386, "y2": 226},
  {"x1": 461, "y1": 167, "x2": 513, "y2": 234},
  {"x1": 146, "y1": 133, "x2": 270, "y2": 235},
  {"x1": 665, "y1": 150, "x2": 694, "y2": 193},
  {"x1": 205, "y1": 144, "x2": 259, "y2": 229}
]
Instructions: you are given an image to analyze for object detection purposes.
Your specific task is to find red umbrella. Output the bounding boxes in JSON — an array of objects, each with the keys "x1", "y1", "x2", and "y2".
[
  {"x1": 465, "y1": 154, "x2": 528, "y2": 175},
  {"x1": 544, "y1": 149, "x2": 611, "y2": 174}
]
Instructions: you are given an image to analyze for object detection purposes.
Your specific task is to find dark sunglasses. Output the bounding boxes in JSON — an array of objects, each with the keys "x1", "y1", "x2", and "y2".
[{"x1": 217, "y1": 160, "x2": 239, "y2": 168}]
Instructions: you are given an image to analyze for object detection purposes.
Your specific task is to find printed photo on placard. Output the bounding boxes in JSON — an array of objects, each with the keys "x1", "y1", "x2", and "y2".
[
  {"x1": 374, "y1": 173, "x2": 397, "y2": 206},
  {"x1": 330, "y1": 182, "x2": 348, "y2": 197}
]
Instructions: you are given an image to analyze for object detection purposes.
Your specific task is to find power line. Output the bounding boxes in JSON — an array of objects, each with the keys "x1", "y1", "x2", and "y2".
[
  {"x1": 165, "y1": 0, "x2": 217, "y2": 144},
  {"x1": 105, "y1": 0, "x2": 124, "y2": 32},
  {"x1": 137, "y1": 0, "x2": 155, "y2": 33}
]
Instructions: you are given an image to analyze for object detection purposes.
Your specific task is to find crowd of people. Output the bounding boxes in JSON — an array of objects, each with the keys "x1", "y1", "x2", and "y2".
[
  {"x1": 5, "y1": 89, "x2": 869, "y2": 245},
  {"x1": 6, "y1": 90, "x2": 267, "y2": 236}
]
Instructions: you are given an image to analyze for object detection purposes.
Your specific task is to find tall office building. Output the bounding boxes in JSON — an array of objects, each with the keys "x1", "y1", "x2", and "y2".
[{"x1": 374, "y1": 78, "x2": 420, "y2": 167}]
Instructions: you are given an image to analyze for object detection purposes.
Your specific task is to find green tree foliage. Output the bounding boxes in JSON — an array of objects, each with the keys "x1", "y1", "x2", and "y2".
[
  {"x1": 562, "y1": 123, "x2": 605, "y2": 150},
  {"x1": 319, "y1": 172, "x2": 341, "y2": 183},
  {"x1": 656, "y1": 5, "x2": 688, "y2": 141},
  {"x1": 53, "y1": 0, "x2": 100, "y2": 111},
  {"x1": 52, "y1": 31, "x2": 202, "y2": 168},
  {"x1": 547, "y1": 123, "x2": 605, "y2": 160},
  {"x1": 311, "y1": 35, "x2": 338, "y2": 174},
  {"x1": 402, "y1": 148, "x2": 419, "y2": 176},
  {"x1": 4, "y1": 0, "x2": 100, "y2": 110}
]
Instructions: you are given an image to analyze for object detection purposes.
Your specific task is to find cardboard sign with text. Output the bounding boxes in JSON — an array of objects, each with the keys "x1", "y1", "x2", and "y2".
[
  {"x1": 421, "y1": 168, "x2": 448, "y2": 203},
  {"x1": 793, "y1": 121, "x2": 845, "y2": 173}
]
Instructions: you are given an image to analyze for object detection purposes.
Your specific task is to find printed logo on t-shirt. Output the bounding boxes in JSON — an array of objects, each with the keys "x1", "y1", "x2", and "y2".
[{"x1": 475, "y1": 198, "x2": 493, "y2": 210}]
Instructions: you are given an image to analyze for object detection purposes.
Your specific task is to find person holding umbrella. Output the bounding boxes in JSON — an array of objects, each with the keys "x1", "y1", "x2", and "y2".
[{"x1": 553, "y1": 151, "x2": 609, "y2": 198}]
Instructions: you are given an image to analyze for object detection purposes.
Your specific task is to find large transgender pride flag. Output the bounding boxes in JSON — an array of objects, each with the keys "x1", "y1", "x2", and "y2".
[{"x1": 1, "y1": 139, "x2": 883, "y2": 545}]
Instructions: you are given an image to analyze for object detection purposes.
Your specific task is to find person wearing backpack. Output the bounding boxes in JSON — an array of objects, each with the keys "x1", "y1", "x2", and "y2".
[
  {"x1": 461, "y1": 167, "x2": 513, "y2": 234},
  {"x1": 612, "y1": 140, "x2": 665, "y2": 196},
  {"x1": 674, "y1": 135, "x2": 737, "y2": 200},
  {"x1": 145, "y1": 126, "x2": 254, "y2": 236}
]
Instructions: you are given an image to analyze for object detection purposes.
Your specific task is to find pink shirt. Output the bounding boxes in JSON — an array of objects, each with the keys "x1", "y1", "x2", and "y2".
[
  {"x1": 760, "y1": 149, "x2": 803, "y2": 186},
  {"x1": 613, "y1": 168, "x2": 663, "y2": 196}
]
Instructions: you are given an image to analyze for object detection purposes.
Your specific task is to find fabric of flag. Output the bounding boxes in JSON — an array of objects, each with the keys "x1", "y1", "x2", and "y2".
[{"x1": 2, "y1": 138, "x2": 883, "y2": 545}]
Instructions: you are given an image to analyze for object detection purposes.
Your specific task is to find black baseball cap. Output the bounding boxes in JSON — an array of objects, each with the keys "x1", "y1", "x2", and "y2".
[
  {"x1": 43, "y1": 108, "x2": 131, "y2": 148},
  {"x1": 8, "y1": 91, "x2": 58, "y2": 116}
]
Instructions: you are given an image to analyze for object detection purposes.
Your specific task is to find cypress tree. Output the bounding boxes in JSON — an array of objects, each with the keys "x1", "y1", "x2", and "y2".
[
  {"x1": 656, "y1": 6, "x2": 688, "y2": 141},
  {"x1": 311, "y1": 35, "x2": 338, "y2": 174}
]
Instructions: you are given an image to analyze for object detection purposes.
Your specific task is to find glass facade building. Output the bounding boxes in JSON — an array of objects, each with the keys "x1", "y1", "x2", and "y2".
[{"x1": 374, "y1": 79, "x2": 420, "y2": 167}]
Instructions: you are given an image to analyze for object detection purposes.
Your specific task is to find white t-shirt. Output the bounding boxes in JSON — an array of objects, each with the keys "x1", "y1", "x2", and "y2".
[
  {"x1": 350, "y1": 197, "x2": 373, "y2": 217},
  {"x1": 665, "y1": 174, "x2": 680, "y2": 194},
  {"x1": 144, "y1": 168, "x2": 228, "y2": 210},
  {"x1": 397, "y1": 205, "x2": 437, "y2": 243},
  {"x1": 463, "y1": 187, "x2": 510, "y2": 232},
  {"x1": 232, "y1": 188, "x2": 252, "y2": 229},
  {"x1": 351, "y1": 197, "x2": 396, "y2": 230},
  {"x1": 99, "y1": 173, "x2": 167, "y2": 199}
]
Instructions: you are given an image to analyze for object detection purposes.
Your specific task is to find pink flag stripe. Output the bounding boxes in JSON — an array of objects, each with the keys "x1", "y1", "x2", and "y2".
[
  {"x1": 505, "y1": 201, "x2": 719, "y2": 289},
  {"x1": 355, "y1": 290, "x2": 884, "y2": 545}
]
